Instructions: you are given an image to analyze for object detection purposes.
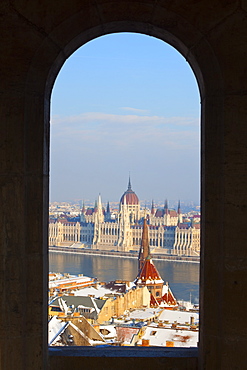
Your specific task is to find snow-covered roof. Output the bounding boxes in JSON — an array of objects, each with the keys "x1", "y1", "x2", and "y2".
[
  {"x1": 48, "y1": 316, "x2": 68, "y2": 345},
  {"x1": 126, "y1": 308, "x2": 162, "y2": 321},
  {"x1": 74, "y1": 282, "x2": 137, "y2": 298},
  {"x1": 99, "y1": 325, "x2": 117, "y2": 339},
  {"x1": 73, "y1": 286, "x2": 116, "y2": 298},
  {"x1": 137, "y1": 258, "x2": 164, "y2": 284},
  {"x1": 158, "y1": 309, "x2": 199, "y2": 325},
  {"x1": 50, "y1": 295, "x2": 106, "y2": 320},
  {"x1": 139, "y1": 326, "x2": 198, "y2": 347},
  {"x1": 49, "y1": 274, "x2": 94, "y2": 289}
]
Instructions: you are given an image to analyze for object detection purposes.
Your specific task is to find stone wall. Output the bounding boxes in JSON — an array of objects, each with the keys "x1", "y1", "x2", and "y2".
[{"x1": 0, "y1": 1, "x2": 246, "y2": 369}]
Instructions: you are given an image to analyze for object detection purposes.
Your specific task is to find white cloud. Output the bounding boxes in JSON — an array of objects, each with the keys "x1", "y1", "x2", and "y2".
[
  {"x1": 50, "y1": 112, "x2": 200, "y2": 203},
  {"x1": 120, "y1": 107, "x2": 149, "y2": 114},
  {"x1": 51, "y1": 112, "x2": 198, "y2": 128},
  {"x1": 50, "y1": 112, "x2": 199, "y2": 154}
]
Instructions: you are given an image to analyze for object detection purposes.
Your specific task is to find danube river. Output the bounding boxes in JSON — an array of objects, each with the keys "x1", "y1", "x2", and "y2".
[{"x1": 49, "y1": 252, "x2": 200, "y2": 304}]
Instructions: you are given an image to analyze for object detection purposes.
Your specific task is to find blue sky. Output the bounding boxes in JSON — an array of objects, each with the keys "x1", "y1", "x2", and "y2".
[{"x1": 51, "y1": 33, "x2": 200, "y2": 204}]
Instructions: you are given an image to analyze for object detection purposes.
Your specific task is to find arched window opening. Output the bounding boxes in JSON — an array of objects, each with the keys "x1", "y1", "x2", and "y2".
[{"x1": 49, "y1": 33, "x2": 200, "y2": 349}]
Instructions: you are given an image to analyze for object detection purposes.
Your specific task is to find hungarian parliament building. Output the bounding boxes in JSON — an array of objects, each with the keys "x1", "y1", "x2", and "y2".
[{"x1": 49, "y1": 179, "x2": 200, "y2": 256}]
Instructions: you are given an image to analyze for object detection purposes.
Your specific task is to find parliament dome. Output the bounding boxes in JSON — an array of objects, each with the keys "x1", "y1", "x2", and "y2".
[{"x1": 120, "y1": 178, "x2": 139, "y2": 205}]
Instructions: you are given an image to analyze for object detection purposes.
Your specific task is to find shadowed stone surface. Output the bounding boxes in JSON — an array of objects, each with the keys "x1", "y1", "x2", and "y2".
[{"x1": 0, "y1": 1, "x2": 246, "y2": 369}]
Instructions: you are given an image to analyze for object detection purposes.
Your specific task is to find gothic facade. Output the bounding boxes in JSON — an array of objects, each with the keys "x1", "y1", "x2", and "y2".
[{"x1": 49, "y1": 179, "x2": 200, "y2": 256}]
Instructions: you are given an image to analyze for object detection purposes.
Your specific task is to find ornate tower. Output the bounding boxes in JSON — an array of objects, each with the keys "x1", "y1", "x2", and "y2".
[
  {"x1": 118, "y1": 195, "x2": 131, "y2": 251},
  {"x1": 177, "y1": 200, "x2": 183, "y2": 224},
  {"x1": 138, "y1": 217, "x2": 150, "y2": 272},
  {"x1": 92, "y1": 194, "x2": 104, "y2": 245},
  {"x1": 119, "y1": 176, "x2": 140, "y2": 223},
  {"x1": 135, "y1": 217, "x2": 177, "y2": 308},
  {"x1": 96, "y1": 194, "x2": 104, "y2": 223},
  {"x1": 80, "y1": 201, "x2": 86, "y2": 222},
  {"x1": 104, "y1": 201, "x2": 111, "y2": 221},
  {"x1": 164, "y1": 199, "x2": 169, "y2": 225}
]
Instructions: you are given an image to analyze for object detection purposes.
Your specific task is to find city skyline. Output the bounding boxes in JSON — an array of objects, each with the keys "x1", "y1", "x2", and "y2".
[
  {"x1": 50, "y1": 33, "x2": 200, "y2": 203},
  {"x1": 49, "y1": 196, "x2": 199, "y2": 210}
]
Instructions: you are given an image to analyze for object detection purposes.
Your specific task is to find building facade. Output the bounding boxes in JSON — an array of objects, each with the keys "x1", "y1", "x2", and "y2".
[
  {"x1": 49, "y1": 219, "x2": 81, "y2": 246},
  {"x1": 49, "y1": 179, "x2": 200, "y2": 256}
]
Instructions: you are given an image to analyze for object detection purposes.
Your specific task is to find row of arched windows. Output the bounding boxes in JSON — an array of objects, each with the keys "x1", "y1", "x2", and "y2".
[{"x1": 101, "y1": 227, "x2": 119, "y2": 235}]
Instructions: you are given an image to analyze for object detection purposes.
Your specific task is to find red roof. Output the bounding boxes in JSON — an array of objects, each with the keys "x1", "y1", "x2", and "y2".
[
  {"x1": 155, "y1": 209, "x2": 178, "y2": 217},
  {"x1": 136, "y1": 258, "x2": 163, "y2": 284},
  {"x1": 120, "y1": 190, "x2": 139, "y2": 205},
  {"x1": 159, "y1": 287, "x2": 177, "y2": 306},
  {"x1": 169, "y1": 210, "x2": 177, "y2": 217},
  {"x1": 120, "y1": 179, "x2": 139, "y2": 205},
  {"x1": 155, "y1": 209, "x2": 164, "y2": 217}
]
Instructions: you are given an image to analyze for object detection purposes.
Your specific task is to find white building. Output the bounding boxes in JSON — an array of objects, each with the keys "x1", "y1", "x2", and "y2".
[{"x1": 49, "y1": 178, "x2": 200, "y2": 256}]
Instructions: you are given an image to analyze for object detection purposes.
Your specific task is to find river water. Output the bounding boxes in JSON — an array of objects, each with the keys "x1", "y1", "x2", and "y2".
[{"x1": 49, "y1": 252, "x2": 200, "y2": 304}]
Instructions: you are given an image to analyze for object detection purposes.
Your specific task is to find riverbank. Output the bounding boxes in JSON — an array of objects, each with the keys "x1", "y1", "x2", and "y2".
[{"x1": 49, "y1": 246, "x2": 200, "y2": 263}]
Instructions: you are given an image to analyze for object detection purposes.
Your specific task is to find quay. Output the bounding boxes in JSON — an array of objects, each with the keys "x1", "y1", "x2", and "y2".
[{"x1": 49, "y1": 245, "x2": 200, "y2": 263}]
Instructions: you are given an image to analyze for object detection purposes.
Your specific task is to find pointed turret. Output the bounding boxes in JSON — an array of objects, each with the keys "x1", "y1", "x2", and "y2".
[
  {"x1": 135, "y1": 217, "x2": 177, "y2": 308},
  {"x1": 151, "y1": 200, "x2": 155, "y2": 215},
  {"x1": 177, "y1": 200, "x2": 183, "y2": 224},
  {"x1": 128, "y1": 175, "x2": 132, "y2": 190},
  {"x1": 80, "y1": 200, "x2": 86, "y2": 222},
  {"x1": 104, "y1": 201, "x2": 111, "y2": 222},
  {"x1": 96, "y1": 194, "x2": 104, "y2": 223},
  {"x1": 97, "y1": 194, "x2": 102, "y2": 211},
  {"x1": 164, "y1": 199, "x2": 168, "y2": 215},
  {"x1": 138, "y1": 217, "x2": 150, "y2": 271},
  {"x1": 94, "y1": 199, "x2": 98, "y2": 213}
]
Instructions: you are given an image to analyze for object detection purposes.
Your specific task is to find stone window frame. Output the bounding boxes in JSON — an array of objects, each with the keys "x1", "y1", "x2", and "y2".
[{"x1": 23, "y1": 11, "x2": 223, "y2": 369}]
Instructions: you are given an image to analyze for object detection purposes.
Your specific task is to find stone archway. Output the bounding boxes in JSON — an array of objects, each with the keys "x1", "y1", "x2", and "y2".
[
  {"x1": 2, "y1": 1, "x2": 246, "y2": 369},
  {"x1": 42, "y1": 20, "x2": 219, "y2": 370}
]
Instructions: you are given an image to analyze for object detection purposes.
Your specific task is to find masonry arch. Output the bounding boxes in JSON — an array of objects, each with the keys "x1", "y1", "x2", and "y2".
[
  {"x1": 11, "y1": 2, "x2": 231, "y2": 369},
  {"x1": 43, "y1": 24, "x2": 220, "y2": 370}
]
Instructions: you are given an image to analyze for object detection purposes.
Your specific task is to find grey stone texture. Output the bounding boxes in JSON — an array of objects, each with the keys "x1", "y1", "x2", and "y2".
[{"x1": 0, "y1": 0, "x2": 247, "y2": 369}]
